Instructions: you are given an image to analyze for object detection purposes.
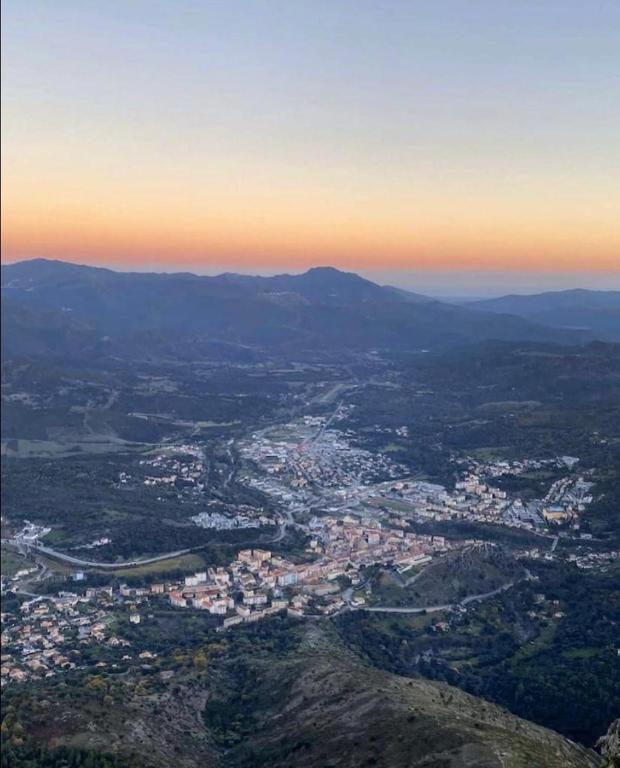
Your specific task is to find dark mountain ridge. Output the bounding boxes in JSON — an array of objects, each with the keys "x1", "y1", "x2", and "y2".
[{"x1": 1, "y1": 259, "x2": 592, "y2": 360}]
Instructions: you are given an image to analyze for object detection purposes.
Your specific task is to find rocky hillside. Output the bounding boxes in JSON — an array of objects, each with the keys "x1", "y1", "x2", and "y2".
[
  {"x1": 2, "y1": 621, "x2": 600, "y2": 768},
  {"x1": 598, "y1": 719, "x2": 620, "y2": 767},
  {"x1": 206, "y1": 623, "x2": 598, "y2": 768}
]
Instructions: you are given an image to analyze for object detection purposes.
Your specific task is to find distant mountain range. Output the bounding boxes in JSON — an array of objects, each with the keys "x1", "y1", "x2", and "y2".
[
  {"x1": 2, "y1": 259, "x2": 613, "y2": 360},
  {"x1": 467, "y1": 289, "x2": 620, "y2": 342}
]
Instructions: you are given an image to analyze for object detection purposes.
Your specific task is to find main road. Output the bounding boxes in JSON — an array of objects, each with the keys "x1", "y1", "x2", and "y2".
[
  {"x1": 362, "y1": 578, "x2": 518, "y2": 614},
  {"x1": 335, "y1": 572, "x2": 532, "y2": 618},
  {"x1": 20, "y1": 541, "x2": 200, "y2": 570},
  {"x1": 9, "y1": 511, "x2": 294, "y2": 571}
]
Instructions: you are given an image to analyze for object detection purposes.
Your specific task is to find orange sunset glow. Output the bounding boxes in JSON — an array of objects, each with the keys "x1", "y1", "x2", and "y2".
[{"x1": 2, "y1": 1, "x2": 619, "y2": 282}]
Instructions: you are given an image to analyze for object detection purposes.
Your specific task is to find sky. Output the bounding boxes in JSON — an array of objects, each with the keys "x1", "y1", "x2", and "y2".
[{"x1": 2, "y1": 0, "x2": 619, "y2": 295}]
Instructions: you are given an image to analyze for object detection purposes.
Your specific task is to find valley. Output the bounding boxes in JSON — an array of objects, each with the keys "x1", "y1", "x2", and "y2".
[{"x1": 1, "y1": 261, "x2": 619, "y2": 767}]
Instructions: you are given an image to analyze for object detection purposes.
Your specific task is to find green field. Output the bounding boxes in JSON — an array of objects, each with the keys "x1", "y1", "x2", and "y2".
[
  {"x1": 1, "y1": 546, "x2": 36, "y2": 577},
  {"x1": 511, "y1": 621, "x2": 557, "y2": 665},
  {"x1": 106, "y1": 552, "x2": 206, "y2": 578}
]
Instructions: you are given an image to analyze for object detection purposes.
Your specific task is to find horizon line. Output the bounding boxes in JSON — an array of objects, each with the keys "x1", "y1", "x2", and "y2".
[{"x1": 3, "y1": 256, "x2": 620, "y2": 298}]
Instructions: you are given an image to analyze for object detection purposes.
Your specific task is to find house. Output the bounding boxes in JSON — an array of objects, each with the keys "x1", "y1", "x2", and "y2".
[{"x1": 169, "y1": 591, "x2": 187, "y2": 608}]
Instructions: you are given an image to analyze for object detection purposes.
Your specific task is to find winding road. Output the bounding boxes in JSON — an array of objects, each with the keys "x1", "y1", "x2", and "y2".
[
  {"x1": 334, "y1": 570, "x2": 533, "y2": 618},
  {"x1": 23, "y1": 542, "x2": 199, "y2": 570},
  {"x1": 8, "y1": 507, "x2": 293, "y2": 571},
  {"x1": 361, "y1": 578, "x2": 520, "y2": 615}
]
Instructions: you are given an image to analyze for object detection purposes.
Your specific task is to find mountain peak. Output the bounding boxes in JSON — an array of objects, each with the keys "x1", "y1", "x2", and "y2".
[
  {"x1": 302, "y1": 266, "x2": 366, "y2": 281},
  {"x1": 304, "y1": 266, "x2": 345, "y2": 275}
]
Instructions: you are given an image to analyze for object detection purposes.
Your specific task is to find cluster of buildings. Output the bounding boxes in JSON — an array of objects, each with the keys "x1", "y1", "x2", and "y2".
[
  {"x1": 168, "y1": 555, "x2": 289, "y2": 626},
  {"x1": 449, "y1": 457, "x2": 593, "y2": 529},
  {"x1": 116, "y1": 444, "x2": 207, "y2": 495},
  {"x1": 239, "y1": 417, "x2": 594, "y2": 539},
  {"x1": 538, "y1": 476, "x2": 594, "y2": 526},
  {"x1": 307, "y1": 514, "x2": 443, "y2": 575},
  {"x1": 460, "y1": 455, "x2": 580, "y2": 479},
  {"x1": 372, "y1": 477, "x2": 515, "y2": 526},
  {"x1": 8, "y1": 521, "x2": 51, "y2": 547},
  {"x1": 520, "y1": 592, "x2": 568, "y2": 623},
  {"x1": 239, "y1": 415, "x2": 408, "y2": 511},
  {"x1": 0, "y1": 577, "x2": 192, "y2": 687},
  {"x1": 138, "y1": 444, "x2": 206, "y2": 490},
  {"x1": 190, "y1": 507, "x2": 272, "y2": 530},
  {"x1": 165, "y1": 516, "x2": 446, "y2": 624},
  {"x1": 565, "y1": 549, "x2": 619, "y2": 571},
  {"x1": 377, "y1": 463, "x2": 593, "y2": 533},
  {"x1": 0, "y1": 589, "x2": 122, "y2": 686}
]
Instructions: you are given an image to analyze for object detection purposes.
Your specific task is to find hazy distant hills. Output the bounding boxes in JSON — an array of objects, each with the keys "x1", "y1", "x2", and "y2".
[
  {"x1": 1, "y1": 259, "x2": 599, "y2": 360},
  {"x1": 468, "y1": 289, "x2": 620, "y2": 342}
]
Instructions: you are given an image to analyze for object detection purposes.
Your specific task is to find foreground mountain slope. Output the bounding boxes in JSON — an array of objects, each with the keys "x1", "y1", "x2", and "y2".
[
  {"x1": 207, "y1": 623, "x2": 599, "y2": 768},
  {"x1": 1, "y1": 259, "x2": 588, "y2": 358},
  {"x1": 2, "y1": 621, "x2": 600, "y2": 767},
  {"x1": 597, "y1": 719, "x2": 620, "y2": 767},
  {"x1": 468, "y1": 289, "x2": 620, "y2": 341}
]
